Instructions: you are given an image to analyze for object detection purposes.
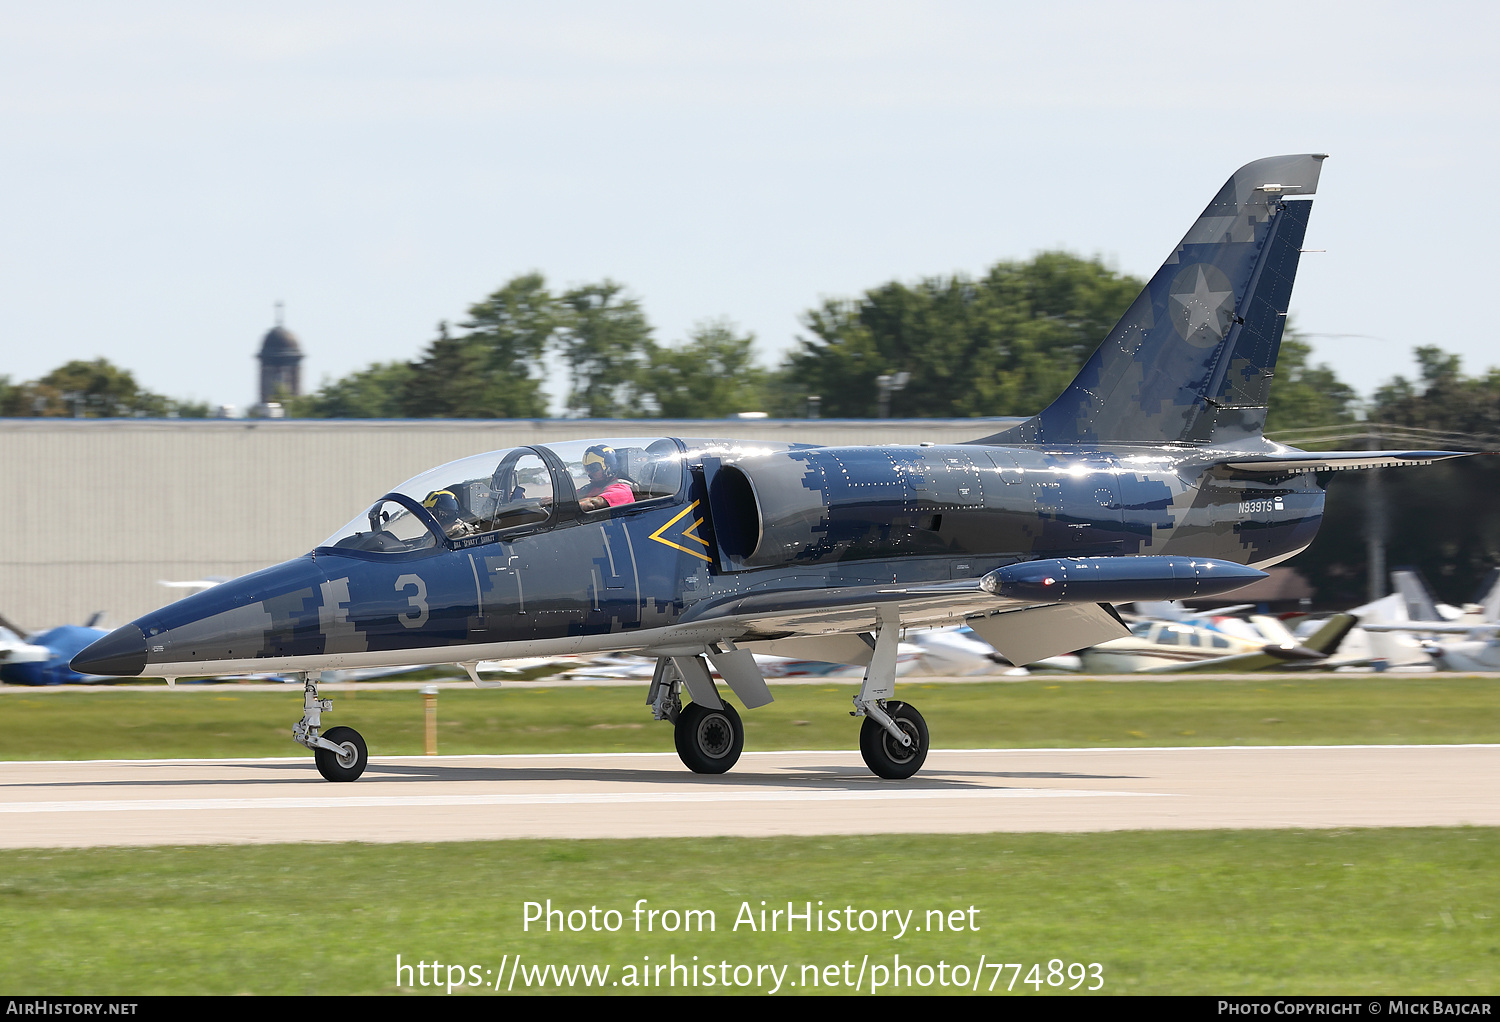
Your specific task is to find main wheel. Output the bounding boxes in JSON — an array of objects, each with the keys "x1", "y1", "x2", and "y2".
[
  {"x1": 859, "y1": 701, "x2": 928, "y2": 779},
  {"x1": 314, "y1": 725, "x2": 368, "y2": 782},
  {"x1": 674, "y1": 701, "x2": 744, "y2": 774}
]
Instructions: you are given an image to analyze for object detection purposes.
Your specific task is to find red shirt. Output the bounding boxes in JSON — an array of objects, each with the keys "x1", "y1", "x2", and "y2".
[{"x1": 580, "y1": 479, "x2": 635, "y2": 508}]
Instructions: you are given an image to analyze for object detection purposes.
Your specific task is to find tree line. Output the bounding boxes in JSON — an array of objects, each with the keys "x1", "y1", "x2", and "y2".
[
  {"x1": 6, "y1": 255, "x2": 1496, "y2": 607},
  {"x1": 287, "y1": 273, "x2": 769, "y2": 420},
  {"x1": 0, "y1": 359, "x2": 210, "y2": 418},
  {"x1": 1284, "y1": 346, "x2": 1500, "y2": 608},
  {"x1": 1, "y1": 253, "x2": 1369, "y2": 427},
  {"x1": 283, "y1": 253, "x2": 1365, "y2": 424}
]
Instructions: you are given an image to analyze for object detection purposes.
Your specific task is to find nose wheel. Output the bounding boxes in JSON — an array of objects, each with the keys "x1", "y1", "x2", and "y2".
[
  {"x1": 674, "y1": 701, "x2": 744, "y2": 774},
  {"x1": 314, "y1": 725, "x2": 369, "y2": 782}
]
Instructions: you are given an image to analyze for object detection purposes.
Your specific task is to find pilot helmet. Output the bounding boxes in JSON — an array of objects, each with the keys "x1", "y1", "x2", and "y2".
[
  {"x1": 582, "y1": 445, "x2": 619, "y2": 478},
  {"x1": 421, "y1": 489, "x2": 462, "y2": 519}
]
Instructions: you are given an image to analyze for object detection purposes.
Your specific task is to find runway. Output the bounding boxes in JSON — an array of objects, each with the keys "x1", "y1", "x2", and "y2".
[{"x1": 2, "y1": 744, "x2": 1497, "y2": 847}]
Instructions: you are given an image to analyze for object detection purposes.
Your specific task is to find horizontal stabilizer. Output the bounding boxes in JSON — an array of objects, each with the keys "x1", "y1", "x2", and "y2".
[
  {"x1": 1362, "y1": 621, "x2": 1500, "y2": 635},
  {"x1": 1219, "y1": 451, "x2": 1478, "y2": 475}
]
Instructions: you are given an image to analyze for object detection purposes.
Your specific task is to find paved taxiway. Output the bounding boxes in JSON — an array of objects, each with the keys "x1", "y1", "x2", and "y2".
[{"x1": 2, "y1": 745, "x2": 1496, "y2": 847}]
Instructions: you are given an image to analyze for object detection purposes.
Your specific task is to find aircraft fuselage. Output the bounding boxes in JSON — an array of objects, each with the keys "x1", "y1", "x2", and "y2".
[{"x1": 78, "y1": 437, "x2": 1322, "y2": 680}]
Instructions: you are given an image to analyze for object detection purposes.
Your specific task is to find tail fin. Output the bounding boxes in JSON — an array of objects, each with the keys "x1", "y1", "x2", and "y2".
[
  {"x1": 1391, "y1": 568, "x2": 1442, "y2": 622},
  {"x1": 1473, "y1": 568, "x2": 1500, "y2": 622},
  {"x1": 978, "y1": 154, "x2": 1326, "y2": 445},
  {"x1": 1302, "y1": 613, "x2": 1357, "y2": 655}
]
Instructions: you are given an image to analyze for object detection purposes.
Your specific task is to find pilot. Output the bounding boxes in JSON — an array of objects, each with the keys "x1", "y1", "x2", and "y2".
[
  {"x1": 577, "y1": 445, "x2": 636, "y2": 512},
  {"x1": 422, "y1": 488, "x2": 476, "y2": 538}
]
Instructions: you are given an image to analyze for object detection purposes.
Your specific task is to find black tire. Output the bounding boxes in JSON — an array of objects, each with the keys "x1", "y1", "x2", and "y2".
[
  {"x1": 859, "y1": 701, "x2": 928, "y2": 779},
  {"x1": 674, "y1": 701, "x2": 744, "y2": 774},
  {"x1": 314, "y1": 726, "x2": 368, "y2": 782}
]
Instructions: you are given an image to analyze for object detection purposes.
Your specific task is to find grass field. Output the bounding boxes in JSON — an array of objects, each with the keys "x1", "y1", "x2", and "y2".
[
  {"x1": 1, "y1": 829, "x2": 1496, "y2": 995},
  {"x1": 2, "y1": 676, "x2": 1499, "y2": 761}
]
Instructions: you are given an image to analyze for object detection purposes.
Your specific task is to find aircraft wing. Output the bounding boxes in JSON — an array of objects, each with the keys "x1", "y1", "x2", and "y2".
[
  {"x1": 1249, "y1": 614, "x2": 1298, "y2": 647},
  {"x1": 0, "y1": 628, "x2": 50, "y2": 665},
  {"x1": 1362, "y1": 622, "x2": 1500, "y2": 635},
  {"x1": 674, "y1": 578, "x2": 1017, "y2": 634},
  {"x1": 1219, "y1": 451, "x2": 1476, "y2": 474},
  {"x1": 666, "y1": 555, "x2": 1270, "y2": 666},
  {"x1": 1137, "y1": 648, "x2": 1320, "y2": 674},
  {"x1": 670, "y1": 579, "x2": 1131, "y2": 668}
]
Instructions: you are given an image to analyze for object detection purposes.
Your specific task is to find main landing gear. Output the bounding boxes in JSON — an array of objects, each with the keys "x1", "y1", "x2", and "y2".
[
  {"x1": 650, "y1": 613, "x2": 931, "y2": 780},
  {"x1": 292, "y1": 672, "x2": 369, "y2": 782},
  {"x1": 650, "y1": 656, "x2": 747, "y2": 774},
  {"x1": 857, "y1": 700, "x2": 928, "y2": 779},
  {"x1": 850, "y1": 610, "x2": 929, "y2": 779}
]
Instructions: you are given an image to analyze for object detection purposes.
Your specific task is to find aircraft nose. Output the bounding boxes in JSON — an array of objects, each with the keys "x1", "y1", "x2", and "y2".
[{"x1": 70, "y1": 624, "x2": 148, "y2": 677}]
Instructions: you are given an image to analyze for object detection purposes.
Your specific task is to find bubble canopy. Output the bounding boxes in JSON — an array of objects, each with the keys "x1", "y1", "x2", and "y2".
[{"x1": 316, "y1": 438, "x2": 685, "y2": 556}]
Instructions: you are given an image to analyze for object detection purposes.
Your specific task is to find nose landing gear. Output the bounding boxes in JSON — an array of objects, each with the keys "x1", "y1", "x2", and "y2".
[{"x1": 292, "y1": 673, "x2": 369, "y2": 782}]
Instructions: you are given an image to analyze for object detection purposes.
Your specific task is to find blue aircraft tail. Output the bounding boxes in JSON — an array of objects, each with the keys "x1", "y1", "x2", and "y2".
[{"x1": 975, "y1": 154, "x2": 1326, "y2": 446}]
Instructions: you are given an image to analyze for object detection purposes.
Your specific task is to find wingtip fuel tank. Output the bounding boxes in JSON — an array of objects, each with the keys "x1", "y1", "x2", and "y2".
[{"x1": 982, "y1": 556, "x2": 1268, "y2": 604}]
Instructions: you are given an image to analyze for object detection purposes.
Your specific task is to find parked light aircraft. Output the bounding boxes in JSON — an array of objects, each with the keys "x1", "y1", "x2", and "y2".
[
  {"x1": 1390, "y1": 568, "x2": 1500, "y2": 629},
  {"x1": 1081, "y1": 613, "x2": 1357, "y2": 674},
  {"x1": 1080, "y1": 616, "x2": 1296, "y2": 673},
  {"x1": 1359, "y1": 569, "x2": 1500, "y2": 671},
  {"x1": 1, "y1": 613, "x2": 110, "y2": 686},
  {"x1": 74, "y1": 154, "x2": 1474, "y2": 780},
  {"x1": 0, "y1": 625, "x2": 51, "y2": 676}
]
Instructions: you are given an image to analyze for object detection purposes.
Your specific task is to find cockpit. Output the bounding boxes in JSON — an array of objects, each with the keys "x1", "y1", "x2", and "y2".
[{"x1": 315, "y1": 438, "x2": 685, "y2": 557}]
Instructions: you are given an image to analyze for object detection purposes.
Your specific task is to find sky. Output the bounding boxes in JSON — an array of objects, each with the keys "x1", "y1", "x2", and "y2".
[{"x1": 1, "y1": 2, "x2": 1496, "y2": 414}]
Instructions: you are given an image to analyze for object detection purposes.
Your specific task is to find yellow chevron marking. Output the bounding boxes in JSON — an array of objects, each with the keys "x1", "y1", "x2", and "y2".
[
  {"x1": 649, "y1": 500, "x2": 713, "y2": 562},
  {"x1": 681, "y1": 515, "x2": 709, "y2": 547}
]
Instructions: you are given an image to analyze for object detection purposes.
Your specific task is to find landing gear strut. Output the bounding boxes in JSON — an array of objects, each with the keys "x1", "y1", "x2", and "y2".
[
  {"x1": 292, "y1": 673, "x2": 368, "y2": 782},
  {"x1": 851, "y1": 610, "x2": 929, "y2": 779}
]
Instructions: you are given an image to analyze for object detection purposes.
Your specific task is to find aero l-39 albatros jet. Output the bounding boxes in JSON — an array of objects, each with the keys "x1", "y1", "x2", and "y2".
[{"x1": 75, "y1": 155, "x2": 1474, "y2": 782}]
